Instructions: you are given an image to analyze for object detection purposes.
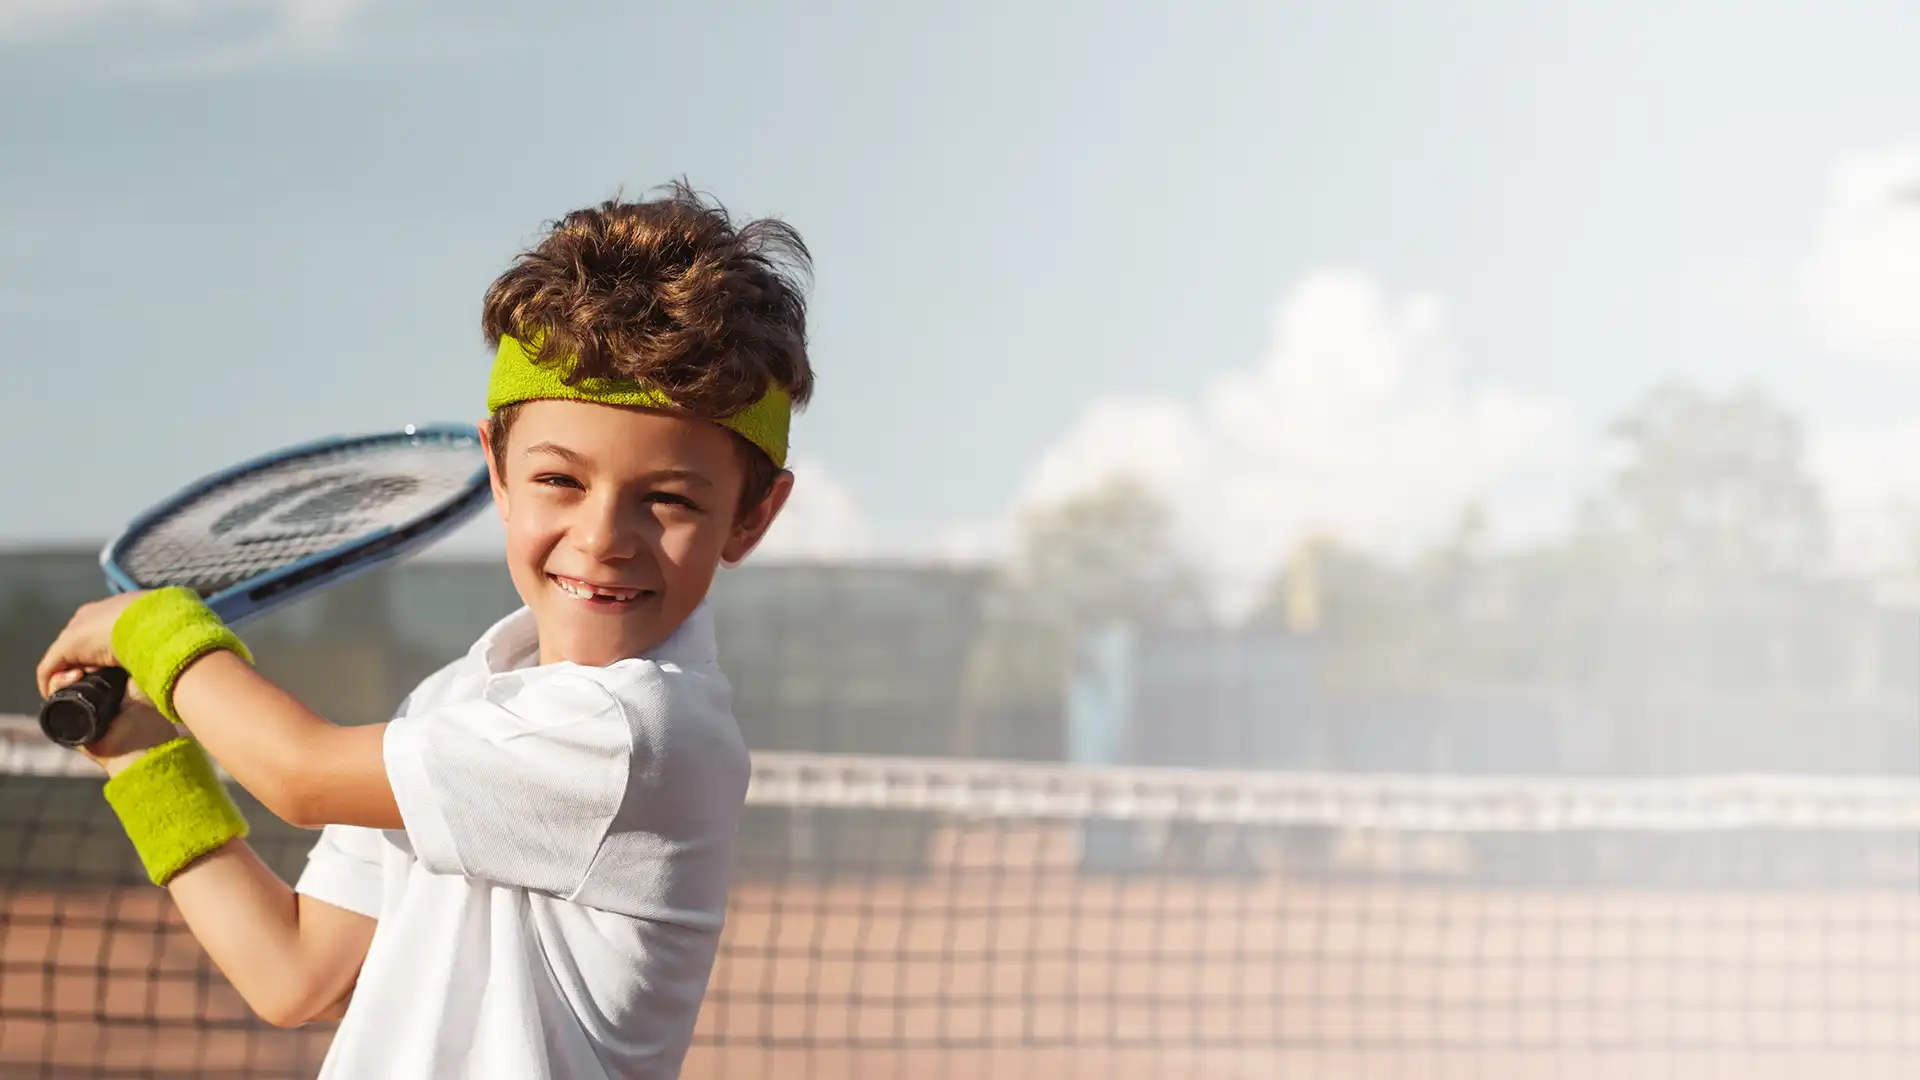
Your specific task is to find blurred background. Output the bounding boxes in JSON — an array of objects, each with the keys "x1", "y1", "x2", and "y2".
[
  {"x1": 4, "y1": 4, "x2": 1920, "y2": 1077},
  {"x1": 3, "y1": 0, "x2": 1919, "y2": 778}
]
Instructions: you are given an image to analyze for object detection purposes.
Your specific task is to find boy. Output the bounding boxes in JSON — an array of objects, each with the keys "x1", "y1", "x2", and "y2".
[{"x1": 34, "y1": 183, "x2": 814, "y2": 1079}]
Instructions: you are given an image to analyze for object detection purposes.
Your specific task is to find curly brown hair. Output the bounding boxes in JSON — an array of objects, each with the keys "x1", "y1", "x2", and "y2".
[{"x1": 482, "y1": 181, "x2": 814, "y2": 511}]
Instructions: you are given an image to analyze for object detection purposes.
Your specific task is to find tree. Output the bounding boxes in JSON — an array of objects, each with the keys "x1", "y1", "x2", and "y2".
[
  {"x1": 1010, "y1": 474, "x2": 1207, "y2": 629},
  {"x1": 1586, "y1": 381, "x2": 1827, "y2": 578},
  {"x1": 1250, "y1": 503, "x2": 1488, "y2": 635},
  {"x1": 956, "y1": 476, "x2": 1205, "y2": 760}
]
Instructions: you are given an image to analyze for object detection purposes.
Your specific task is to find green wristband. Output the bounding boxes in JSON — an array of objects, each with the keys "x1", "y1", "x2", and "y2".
[
  {"x1": 103, "y1": 738, "x2": 249, "y2": 886},
  {"x1": 111, "y1": 587, "x2": 252, "y2": 724}
]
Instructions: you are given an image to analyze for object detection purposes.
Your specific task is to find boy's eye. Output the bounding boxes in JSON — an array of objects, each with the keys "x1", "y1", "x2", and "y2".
[
  {"x1": 647, "y1": 492, "x2": 703, "y2": 513},
  {"x1": 532, "y1": 474, "x2": 582, "y2": 490}
]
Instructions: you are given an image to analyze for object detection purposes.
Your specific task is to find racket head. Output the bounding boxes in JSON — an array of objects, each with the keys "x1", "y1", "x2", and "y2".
[{"x1": 100, "y1": 424, "x2": 492, "y2": 623}]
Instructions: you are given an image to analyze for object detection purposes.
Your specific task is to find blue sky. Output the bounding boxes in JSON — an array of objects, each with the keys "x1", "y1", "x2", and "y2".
[{"x1": 4, "y1": 0, "x2": 1920, "y2": 597}]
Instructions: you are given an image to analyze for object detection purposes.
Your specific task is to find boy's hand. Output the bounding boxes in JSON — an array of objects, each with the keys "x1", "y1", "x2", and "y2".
[
  {"x1": 34, "y1": 592, "x2": 148, "y2": 700},
  {"x1": 75, "y1": 698, "x2": 183, "y2": 777}
]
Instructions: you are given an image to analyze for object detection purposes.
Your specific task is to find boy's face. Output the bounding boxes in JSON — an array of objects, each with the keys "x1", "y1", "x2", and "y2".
[{"x1": 479, "y1": 399, "x2": 791, "y2": 667}]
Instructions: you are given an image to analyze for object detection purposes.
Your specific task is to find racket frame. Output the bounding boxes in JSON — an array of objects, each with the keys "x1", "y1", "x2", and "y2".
[{"x1": 97, "y1": 423, "x2": 493, "y2": 626}]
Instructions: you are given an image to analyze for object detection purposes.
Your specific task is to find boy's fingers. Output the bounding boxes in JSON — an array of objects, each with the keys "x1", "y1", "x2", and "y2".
[
  {"x1": 35, "y1": 610, "x2": 117, "y2": 698},
  {"x1": 34, "y1": 641, "x2": 66, "y2": 699},
  {"x1": 36, "y1": 627, "x2": 86, "y2": 697},
  {"x1": 38, "y1": 642, "x2": 85, "y2": 698}
]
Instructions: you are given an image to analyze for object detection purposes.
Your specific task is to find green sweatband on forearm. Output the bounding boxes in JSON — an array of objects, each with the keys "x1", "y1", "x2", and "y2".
[
  {"x1": 111, "y1": 587, "x2": 252, "y2": 724},
  {"x1": 103, "y1": 738, "x2": 249, "y2": 886}
]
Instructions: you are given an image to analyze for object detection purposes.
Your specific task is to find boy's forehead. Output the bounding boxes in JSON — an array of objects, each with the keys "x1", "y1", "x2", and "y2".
[{"x1": 508, "y1": 399, "x2": 736, "y2": 466}]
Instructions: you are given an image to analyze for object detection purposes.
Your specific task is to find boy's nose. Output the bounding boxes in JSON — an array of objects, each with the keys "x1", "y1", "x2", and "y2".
[{"x1": 572, "y1": 494, "x2": 640, "y2": 562}]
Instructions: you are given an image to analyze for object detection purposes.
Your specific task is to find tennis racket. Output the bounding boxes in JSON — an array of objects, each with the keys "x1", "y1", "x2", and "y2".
[{"x1": 38, "y1": 425, "x2": 492, "y2": 748}]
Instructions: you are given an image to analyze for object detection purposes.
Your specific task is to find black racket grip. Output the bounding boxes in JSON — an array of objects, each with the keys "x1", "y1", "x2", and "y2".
[{"x1": 40, "y1": 667, "x2": 131, "y2": 749}]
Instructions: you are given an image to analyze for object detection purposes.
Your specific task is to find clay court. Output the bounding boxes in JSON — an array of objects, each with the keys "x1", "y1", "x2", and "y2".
[{"x1": 6, "y1": 818, "x2": 1918, "y2": 1080}]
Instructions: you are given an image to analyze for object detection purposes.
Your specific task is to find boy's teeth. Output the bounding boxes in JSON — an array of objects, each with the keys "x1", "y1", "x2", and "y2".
[{"x1": 555, "y1": 577, "x2": 639, "y2": 601}]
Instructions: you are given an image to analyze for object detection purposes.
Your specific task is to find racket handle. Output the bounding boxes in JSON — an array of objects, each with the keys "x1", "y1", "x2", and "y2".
[{"x1": 40, "y1": 667, "x2": 131, "y2": 749}]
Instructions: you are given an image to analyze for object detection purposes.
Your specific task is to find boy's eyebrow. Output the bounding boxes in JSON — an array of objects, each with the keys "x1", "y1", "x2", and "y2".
[
  {"x1": 643, "y1": 469, "x2": 718, "y2": 490},
  {"x1": 521, "y1": 444, "x2": 717, "y2": 489},
  {"x1": 522, "y1": 442, "x2": 589, "y2": 466}
]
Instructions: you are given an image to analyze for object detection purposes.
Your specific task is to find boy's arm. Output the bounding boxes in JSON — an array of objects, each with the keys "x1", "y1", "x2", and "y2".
[
  {"x1": 90, "y1": 711, "x2": 377, "y2": 1029},
  {"x1": 38, "y1": 588, "x2": 653, "y2": 899},
  {"x1": 163, "y1": 841, "x2": 375, "y2": 1028},
  {"x1": 33, "y1": 591, "x2": 401, "y2": 831},
  {"x1": 169, "y1": 651, "x2": 401, "y2": 831}
]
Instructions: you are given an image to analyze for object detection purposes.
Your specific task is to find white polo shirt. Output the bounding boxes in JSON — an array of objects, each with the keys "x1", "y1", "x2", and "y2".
[{"x1": 294, "y1": 602, "x2": 750, "y2": 1080}]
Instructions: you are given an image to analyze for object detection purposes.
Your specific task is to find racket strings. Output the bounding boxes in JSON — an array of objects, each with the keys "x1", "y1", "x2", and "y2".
[{"x1": 116, "y1": 439, "x2": 485, "y2": 596}]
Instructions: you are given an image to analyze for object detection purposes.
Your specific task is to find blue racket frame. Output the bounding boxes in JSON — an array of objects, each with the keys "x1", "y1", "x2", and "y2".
[{"x1": 98, "y1": 424, "x2": 493, "y2": 626}]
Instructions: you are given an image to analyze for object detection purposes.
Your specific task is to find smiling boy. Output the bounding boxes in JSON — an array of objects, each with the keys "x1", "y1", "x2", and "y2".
[{"x1": 36, "y1": 183, "x2": 813, "y2": 1079}]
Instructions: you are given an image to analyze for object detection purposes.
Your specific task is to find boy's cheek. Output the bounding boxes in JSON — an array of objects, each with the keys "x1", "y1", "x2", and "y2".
[
  {"x1": 502, "y1": 514, "x2": 553, "y2": 560},
  {"x1": 656, "y1": 527, "x2": 720, "y2": 577}
]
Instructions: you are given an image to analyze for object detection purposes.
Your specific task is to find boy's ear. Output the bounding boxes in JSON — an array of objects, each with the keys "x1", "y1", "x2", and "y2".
[
  {"x1": 476, "y1": 419, "x2": 510, "y2": 522},
  {"x1": 721, "y1": 471, "x2": 795, "y2": 567}
]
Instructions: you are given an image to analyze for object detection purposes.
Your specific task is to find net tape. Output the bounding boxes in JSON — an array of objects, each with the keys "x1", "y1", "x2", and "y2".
[{"x1": 8, "y1": 720, "x2": 1918, "y2": 832}]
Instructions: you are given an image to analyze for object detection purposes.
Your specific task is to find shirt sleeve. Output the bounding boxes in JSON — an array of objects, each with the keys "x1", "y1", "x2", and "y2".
[
  {"x1": 381, "y1": 669, "x2": 633, "y2": 898},
  {"x1": 294, "y1": 824, "x2": 387, "y2": 919}
]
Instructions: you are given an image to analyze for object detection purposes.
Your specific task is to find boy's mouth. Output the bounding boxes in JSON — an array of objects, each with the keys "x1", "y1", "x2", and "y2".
[{"x1": 547, "y1": 573, "x2": 652, "y2": 606}]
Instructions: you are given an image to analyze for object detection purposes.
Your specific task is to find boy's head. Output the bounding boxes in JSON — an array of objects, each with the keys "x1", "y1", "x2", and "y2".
[{"x1": 477, "y1": 183, "x2": 814, "y2": 666}]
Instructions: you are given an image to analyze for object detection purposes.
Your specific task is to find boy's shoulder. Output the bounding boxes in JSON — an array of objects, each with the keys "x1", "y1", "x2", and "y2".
[
  {"x1": 397, "y1": 603, "x2": 739, "y2": 750},
  {"x1": 386, "y1": 610, "x2": 747, "y2": 839},
  {"x1": 394, "y1": 651, "x2": 482, "y2": 719}
]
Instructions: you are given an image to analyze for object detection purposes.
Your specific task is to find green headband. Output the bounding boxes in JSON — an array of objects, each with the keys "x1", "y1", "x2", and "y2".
[{"x1": 487, "y1": 333, "x2": 793, "y2": 468}]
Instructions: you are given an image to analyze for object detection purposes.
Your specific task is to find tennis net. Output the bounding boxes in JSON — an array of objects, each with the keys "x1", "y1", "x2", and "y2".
[{"x1": 3, "y1": 720, "x2": 1917, "y2": 1079}]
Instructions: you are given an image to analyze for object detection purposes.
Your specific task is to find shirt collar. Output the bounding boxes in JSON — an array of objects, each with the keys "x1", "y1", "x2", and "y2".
[{"x1": 469, "y1": 600, "x2": 719, "y2": 675}]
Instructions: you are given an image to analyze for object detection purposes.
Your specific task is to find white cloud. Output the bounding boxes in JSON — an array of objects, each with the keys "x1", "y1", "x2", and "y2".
[
  {"x1": 751, "y1": 457, "x2": 871, "y2": 562},
  {"x1": 1015, "y1": 270, "x2": 1578, "y2": 603},
  {"x1": 923, "y1": 515, "x2": 1016, "y2": 563},
  {"x1": 0, "y1": 0, "x2": 372, "y2": 71},
  {"x1": 1800, "y1": 142, "x2": 1920, "y2": 370},
  {"x1": 275, "y1": 0, "x2": 364, "y2": 41},
  {"x1": 0, "y1": 0, "x2": 362, "y2": 39},
  {"x1": 1809, "y1": 420, "x2": 1920, "y2": 573},
  {"x1": 0, "y1": 0, "x2": 172, "y2": 39}
]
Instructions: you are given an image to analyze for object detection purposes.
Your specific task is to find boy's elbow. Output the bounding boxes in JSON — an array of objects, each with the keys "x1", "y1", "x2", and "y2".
[
  {"x1": 253, "y1": 738, "x2": 332, "y2": 828},
  {"x1": 273, "y1": 787, "x2": 330, "y2": 830},
  {"x1": 249, "y1": 987, "x2": 325, "y2": 1029},
  {"x1": 248, "y1": 973, "x2": 352, "y2": 1029},
  {"x1": 253, "y1": 769, "x2": 321, "y2": 828},
  {"x1": 255, "y1": 1002, "x2": 309, "y2": 1030}
]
